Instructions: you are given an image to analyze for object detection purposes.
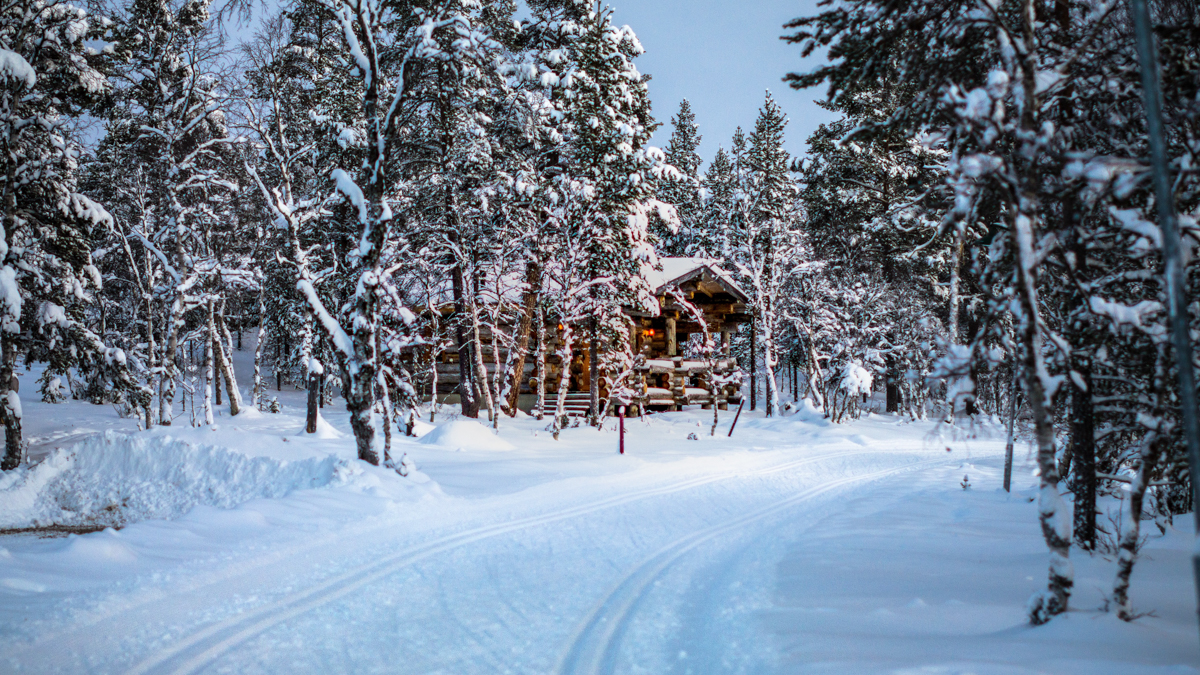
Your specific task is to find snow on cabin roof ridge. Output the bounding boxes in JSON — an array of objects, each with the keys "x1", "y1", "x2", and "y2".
[{"x1": 641, "y1": 256, "x2": 748, "y2": 301}]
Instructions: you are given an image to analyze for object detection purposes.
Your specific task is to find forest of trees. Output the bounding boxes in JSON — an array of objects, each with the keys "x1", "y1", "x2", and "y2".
[{"x1": 0, "y1": 0, "x2": 1197, "y2": 626}]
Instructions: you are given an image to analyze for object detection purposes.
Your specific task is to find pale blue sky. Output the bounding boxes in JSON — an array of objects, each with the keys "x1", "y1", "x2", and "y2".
[{"x1": 608, "y1": 0, "x2": 836, "y2": 169}]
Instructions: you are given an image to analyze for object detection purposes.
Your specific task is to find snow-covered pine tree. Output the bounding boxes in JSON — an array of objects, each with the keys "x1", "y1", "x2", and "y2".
[
  {"x1": 273, "y1": 0, "x2": 474, "y2": 464},
  {"x1": 658, "y1": 99, "x2": 703, "y2": 256},
  {"x1": 556, "y1": 3, "x2": 668, "y2": 427},
  {"x1": 240, "y1": 9, "x2": 348, "y2": 433},
  {"x1": 402, "y1": 0, "x2": 517, "y2": 424},
  {"x1": 797, "y1": 62, "x2": 950, "y2": 414},
  {"x1": 731, "y1": 92, "x2": 801, "y2": 418}
]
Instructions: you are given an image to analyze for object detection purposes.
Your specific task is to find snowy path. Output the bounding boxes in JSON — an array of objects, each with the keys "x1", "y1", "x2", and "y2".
[
  {"x1": 1, "y1": 346, "x2": 1195, "y2": 675},
  {"x1": 555, "y1": 456, "x2": 948, "y2": 674},
  {"x1": 3, "y1": 436, "x2": 962, "y2": 674}
]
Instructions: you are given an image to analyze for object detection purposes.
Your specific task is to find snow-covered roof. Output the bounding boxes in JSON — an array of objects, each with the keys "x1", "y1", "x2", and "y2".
[
  {"x1": 640, "y1": 257, "x2": 748, "y2": 303},
  {"x1": 397, "y1": 256, "x2": 748, "y2": 314}
]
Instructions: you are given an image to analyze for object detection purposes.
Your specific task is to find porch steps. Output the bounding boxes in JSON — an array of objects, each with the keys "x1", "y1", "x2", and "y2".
[{"x1": 561, "y1": 392, "x2": 593, "y2": 417}]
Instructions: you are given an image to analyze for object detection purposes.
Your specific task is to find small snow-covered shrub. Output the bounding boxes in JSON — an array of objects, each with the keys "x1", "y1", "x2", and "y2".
[
  {"x1": 824, "y1": 358, "x2": 878, "y2": 423},
  {"x1": 39, "y1": 373, "x2": 67, "y2": 403}
]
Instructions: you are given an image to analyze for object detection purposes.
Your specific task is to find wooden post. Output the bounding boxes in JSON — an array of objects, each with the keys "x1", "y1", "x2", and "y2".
[{"x1": 666, "y1": 316, "x2": 677, "y2": 356}]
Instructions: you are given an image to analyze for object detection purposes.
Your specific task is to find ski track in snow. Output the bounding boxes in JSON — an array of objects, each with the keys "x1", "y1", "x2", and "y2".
[
  {"x1": 554, "y1": 455, "x2": 952, "y2": 675},
  {"x1": 126, "y1": 447, "x2": 889, "y2": 675}
]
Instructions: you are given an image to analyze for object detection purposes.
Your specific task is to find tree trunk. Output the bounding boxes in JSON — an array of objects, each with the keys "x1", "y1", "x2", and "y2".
[
  {"x1": 886, "y1": 363, "x2": 900, "y2": 413},
  {"x1": 306, "y1": 360, "x2": 323, "y2": 434},
  {"x1": 1015, "y1": 209, "x2": 1073, "y2": 625},
  {"x1": 217, "y1": 305, "x2": 240, "y2": 401},
  {"x1": 251, "y1": 303, "x2": 265, "y2": 410},
  {"x1": 203, "y1": 302, "x2": 215, "y2": 426},
  {"x1": 161, "y1": 297, "x2": 182, "y2": 425},
  {"x1": 1, "y1": 151, "x2": 21, "y2": 468},
  {"x1": 535, "y1": 305, "x2": 547, "y2": 420},
  {"x1": 428, "y1": 343, "x2": 439, "y2": 422},
  {"x1": 145, "y1": 263, "x2": 157, "y2": 424},
  {"x1": 552, "y1": 324, "x2": 574, "y2": 439},
  {"x1": 212, "y1": 328, "x2": 241, "y2": 416},
  {"x1": 300, "y1": 310, "x2": 317, "y2": 427},
  {"x1": 375, "y1": 330, "x2": 392, "y2": 465},
  {"x1": 762, "y1": 300, "x2": 780, "y2": 417},
  {"x1": 452, "y1": 263, "x2": 478, "y2": 418},
  {"x1": 589, "y1": 316, "x2": 599, "y2": 426},
  {"x1": 345, "y1": 258, "x2": 383, "y2": 466},
  {"x1": 1004, "y1": 368, "x2": 1019, "y2": 492},
  {"x1": 214, "y1": 348, "x2": 223, "y2": 407},
  {"x1": 1113, "y1": 431, "x2": 1165, "y2": 620},
  {"x1": 379, "y1": 385, "x2": 393, "y2": 466},
  {"x1": 1071, "y1": 357, "x2": 1096, "y2": 550},
  {"x1": 0, "y1": 334, "x2": 21, "y2": 470},
  {"x1": 749, "y1": 316, "x2": 757, "y2": 411},
  {"x1": 469, "y1": 294, "x2": 495, "y2": 422},
  {"x1": 501, "y1": 260, "x2": 539, "y2": 416}
]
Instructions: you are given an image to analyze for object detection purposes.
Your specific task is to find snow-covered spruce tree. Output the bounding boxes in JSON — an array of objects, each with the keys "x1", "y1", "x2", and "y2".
[
  {"x1": 657, "y1": 99, "x2": 703, "y2": 256},
  {"x1": 1041, "y1": 6, "x2": 1200, "y2": 611},
  {"x1": 730, "y1": 93, "x2": 802, "y2": 418},
  {"x1": 564, "y1": 4, "x2": 672, "y2": 427},
  {"x1": 499, "y1": 0, "x2": 595, "y2": 422},
  {"x1": 800, "y1": 85, "x2": 945, "y2": 281},
  {"x1": 0, "y1": 0, "x2": 154, "y2": 467},
  {"x1": 785, "y1": 0, "x2": 1200, "y2": 622},
  {"x1": 797, "y1": 69, "x2": 952, "y2": 414},
  {"x1": 699, "y1": 146, "x2": 736, "y2": 259},
  {"x1": 520, "y1": 2, "x2": 674, "y2": 433}
]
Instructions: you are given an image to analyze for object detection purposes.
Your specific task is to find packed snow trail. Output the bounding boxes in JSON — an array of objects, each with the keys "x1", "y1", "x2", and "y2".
[
  {"x1": 3, "y1": 429, "x2": 953, "y2": 675},
  {"x1": 126, "y1": 448, "x2": 924, "y2": 675},
  {"x1": 555, "y1": 456, "x2": 949, "y2": 675},
  {"x1": 127, "y1": 448, "x2": 877, "y2": 675},
  {"x1": 2, "y1": 405, "x2": 1195, "y2": 673}
]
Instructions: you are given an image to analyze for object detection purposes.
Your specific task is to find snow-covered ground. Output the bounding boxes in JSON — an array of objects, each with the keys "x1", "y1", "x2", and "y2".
[{"x1": 0, "y1": 345, "x2": 1195, "y2": 673}]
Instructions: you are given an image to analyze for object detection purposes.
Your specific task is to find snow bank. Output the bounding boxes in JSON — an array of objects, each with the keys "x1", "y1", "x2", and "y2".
[
  {"x1": 0, "y1": 431, "x2": 351, "y2": 529},
  {"x1": 418, "y1": 420, "x2": 516, "y2": 452}
]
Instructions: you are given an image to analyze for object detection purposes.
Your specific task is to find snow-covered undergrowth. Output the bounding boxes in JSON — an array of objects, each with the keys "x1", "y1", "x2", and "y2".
[{"x1": 0, "y1": 431, "x2": 355, "y2": 529}]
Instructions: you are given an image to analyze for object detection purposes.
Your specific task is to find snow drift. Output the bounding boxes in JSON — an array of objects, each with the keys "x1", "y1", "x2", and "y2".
[
  {"x1": 0, "y1": 431, "x2": 351, "y2": 529},
  {"x1": 418, "y1": 420, "x2": 516, "y2": 452}
]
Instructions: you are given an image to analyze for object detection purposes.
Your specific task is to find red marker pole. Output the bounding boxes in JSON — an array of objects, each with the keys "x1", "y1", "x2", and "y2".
[
  {"x1": 618, "y1": 405, "x2": 625, "y2": 455},
  {"x1": 728, "y1": 399, "x2": 745, "y2": 438}
]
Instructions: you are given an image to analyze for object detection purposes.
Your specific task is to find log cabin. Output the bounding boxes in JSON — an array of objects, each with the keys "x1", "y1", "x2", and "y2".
[{"x1": 410, "y1": 257, "x2": 750, "y2": 416}]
